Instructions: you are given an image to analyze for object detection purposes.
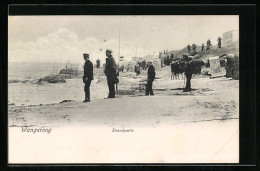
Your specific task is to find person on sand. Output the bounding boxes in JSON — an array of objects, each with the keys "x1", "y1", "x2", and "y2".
[
  {"x1": 134, "y1": 62, "x2": 141, "y2": 77},
  {"x1": 183, "y1": 59, "x2": 193, "y2": 92},
  {"x1": 82, "y1": 53, "x2": 94, "y2": 102},
  {"x1": 145, "y1": 61, "x2": 156, "y2": 96},
  {"x1": 104, "y1": 49, "x2": 118, "y2": 98}
]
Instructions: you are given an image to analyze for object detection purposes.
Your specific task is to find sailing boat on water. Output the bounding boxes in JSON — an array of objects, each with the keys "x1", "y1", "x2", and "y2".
[{"x1": 59, "y1": 60, "x2": 79, "y2": 77}]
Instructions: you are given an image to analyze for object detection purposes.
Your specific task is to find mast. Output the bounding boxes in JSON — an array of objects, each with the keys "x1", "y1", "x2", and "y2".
[
  {"x1": 118, "y1": 20, "x2": 121, "y2": 61},
  {"x1": 135, "y1": 45, "x2": 137, "y2": 58}
]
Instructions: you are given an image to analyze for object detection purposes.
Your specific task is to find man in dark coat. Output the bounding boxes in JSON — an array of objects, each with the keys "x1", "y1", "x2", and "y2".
[
  {"x1": 217, "y1": 36, "x2": 222, "y2": 48},
  {"x1": 187, "y1": 44, "x2": 191, "y2": 53},
  {"x1": 145, "y1": 62, "x2": 156, "y2": 96},
  {"x1": 104, "y1": 49, "x2": 118, "y2": 98},
  {"x1": 192, "y1": 43, "x2": 197, "y2": 53},
  {"x1": 83, "y1": 53, "x2": 94, "y2": 102},
  {"x1": 201, "y1": 43, "x2": 205, "y2": 51},
  {"x1": 206, "y1": 39, "x2": 211, "y2": 50},
  {"x1": 96, "y1": 59, "x2": 101, "y2": 68},
  {"x1": 183, "y1": 59, "x2": 193, "y2": 92},
  {"x1": 134, "y1": 63, "x2": 141, "y2": 77}
]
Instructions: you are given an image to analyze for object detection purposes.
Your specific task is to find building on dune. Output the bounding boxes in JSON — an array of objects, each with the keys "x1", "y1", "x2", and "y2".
[{"x1": 222, "y1": 30, "x2": 239, "y2": 49}]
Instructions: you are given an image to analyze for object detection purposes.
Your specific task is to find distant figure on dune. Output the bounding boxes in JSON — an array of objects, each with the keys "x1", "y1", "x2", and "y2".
[
  {"x1": 192, "y1": 43, "x2": 197, "y2": 53},
  {"x1": 187, "y1": 44, "x2": 191, "y2": 53},
  {"x1": 217, "y1": 36, "x2": 222, "y2": 48},
  {"x1": 83, "y1": 53, "x2": 94, "y2": 102},
  {"x1": 146, "y1": 61, "x2": 156, "y2": 96},
  {"x1": 201, "y1": 43, "x2": 204, "y2": 51},
  {"x1": 206, "y1": 39, "x2": 211, "y2": 50}
]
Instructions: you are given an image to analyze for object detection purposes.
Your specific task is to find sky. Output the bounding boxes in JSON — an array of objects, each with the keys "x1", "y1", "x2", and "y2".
[{"x1": 8, "y1": 15, "x2": 238, "y2": 64}]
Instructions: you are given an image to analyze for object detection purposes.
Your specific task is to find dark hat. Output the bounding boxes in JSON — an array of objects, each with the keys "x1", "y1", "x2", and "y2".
[
  {"x1": 83, "y1": 53, "x2": 89, "y2": 58},
  {"x1": 106, "y1": 49, "x2": 113, "y2": 53}
]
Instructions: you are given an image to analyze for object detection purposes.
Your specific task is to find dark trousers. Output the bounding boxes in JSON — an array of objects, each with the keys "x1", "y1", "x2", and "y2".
[
  {"x1": 146, "y1": 80, "x2": 154, "y2": 95},
  {"x1": 84, "y1": 80, "x2": 92, "y2": 100},
  {"x1": 184, "y1": 74, "x2": 192, "y2": 91},
  {"x1": 107, "y1": 77, "x2": 115, "y2": 98}
]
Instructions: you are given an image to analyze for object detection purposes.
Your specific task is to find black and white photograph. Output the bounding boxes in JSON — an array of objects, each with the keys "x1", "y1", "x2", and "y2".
[{"x1": 8, "y1": 14, "x2": 240, "y2": 163}]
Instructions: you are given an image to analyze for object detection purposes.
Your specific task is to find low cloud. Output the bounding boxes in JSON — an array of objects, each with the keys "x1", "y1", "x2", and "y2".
[{"x1": 9, "y1": 28, "x2": 156, "y2": 64}]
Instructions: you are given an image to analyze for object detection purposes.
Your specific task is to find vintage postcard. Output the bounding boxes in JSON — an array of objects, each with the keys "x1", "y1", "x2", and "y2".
[{"x1": 8, "y1": 15, "x2": 239, "y2": 163}]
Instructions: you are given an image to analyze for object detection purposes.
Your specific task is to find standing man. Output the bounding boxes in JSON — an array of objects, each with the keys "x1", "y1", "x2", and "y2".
[
  {"x1": 206, "y1": 39, "x2": 211, "y2": 50},
  {"x1": 183, "y1": 59, "x2": 192, "y2": 92},
  {"x1": 145, "y1": 61, "x2": 156, "y2": 96},
  {"x1": 96, "y1": 59, "x2": 101, "y2": 68},
  {"x1": 192, "y1": 43, "x2": 197, "y2": 53},
  {"x1": 201, "y1": 43, "x2": 205, "y2": 51},
  {"x1": 104, "y1": 49, "x2": 117, "y2": 98},
  {"x1": 134, "y1": 62, "x2": 141, "y2": 77},
  {"x1": 170, "y1": 54, "x2": 174, "y2": 62},
  {"x1": 187, "y1": 44, "x2": 191, "y2": 53},
  {"x1": 217, "y1": 36, "x2": 222, "y2": 48},
  {"x1": 83, "y1": 53, "x2": 94, "y2": 102}
]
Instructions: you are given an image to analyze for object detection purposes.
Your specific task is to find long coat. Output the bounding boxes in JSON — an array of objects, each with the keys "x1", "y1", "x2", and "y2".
[
  {"x1": 147, "y1": 65, "x2": 156, "y2": 81},
  {"x1": 104, "y1": 56, "x2": 117, "y2": 81},
  {"x1": 83, "y1": 60, "x2": 94, "y2": 83}
]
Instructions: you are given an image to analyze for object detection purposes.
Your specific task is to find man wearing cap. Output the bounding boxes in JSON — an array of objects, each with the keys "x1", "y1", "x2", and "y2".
[
  {"x1": 83, "y1": 53, "x2": 94, "y2": 102},
  {"x1": 104, "y1": 49, "x2": 117, "y2": 98},
  {"x1": 145, "y1": 61, "x2": 156, "y2": 96}
]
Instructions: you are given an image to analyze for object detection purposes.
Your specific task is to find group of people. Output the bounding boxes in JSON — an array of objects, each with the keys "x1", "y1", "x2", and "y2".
[
  {"x1": 82, "y1": 49, "x2": 156, "y2": 102},
  {"x1": 187, "y1": 44, "x2": 197, "y2": 54},
  {"x1": 187, "y1": 37, "x2": 222, "y2": 53},
  {"x1": 171, "y1": 61, "x2": 185, "y2": 80},
  {"x1": 134, "y1": 60, "x2": 151, "y2": 77}
]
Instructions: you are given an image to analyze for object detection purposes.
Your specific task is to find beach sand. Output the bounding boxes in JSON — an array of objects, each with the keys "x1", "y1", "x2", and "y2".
[{"x1": 8, "y1": 68, "x2": 239, "y2": 163}]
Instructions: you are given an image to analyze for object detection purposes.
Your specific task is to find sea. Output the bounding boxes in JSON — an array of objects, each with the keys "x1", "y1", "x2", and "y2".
[
  {"x1": 8, "y1": 62, "x2": 106, "y2": 106},
  {"x1": 9, "y1": 62, "x2": 74, "y2": 80}
]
